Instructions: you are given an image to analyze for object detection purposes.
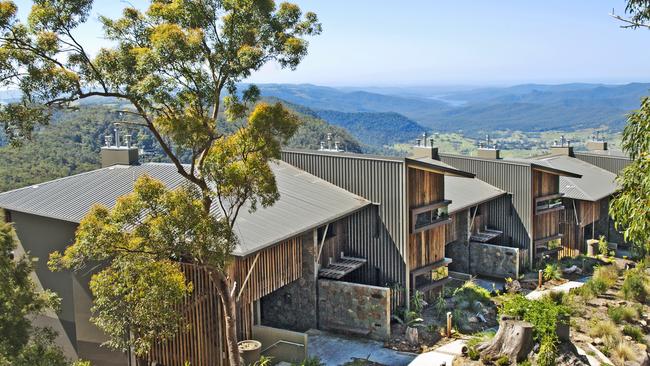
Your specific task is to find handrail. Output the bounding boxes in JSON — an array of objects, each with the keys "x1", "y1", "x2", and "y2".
[{"x1": 261, "y1": 340, "x2": 305, "y2": 354}]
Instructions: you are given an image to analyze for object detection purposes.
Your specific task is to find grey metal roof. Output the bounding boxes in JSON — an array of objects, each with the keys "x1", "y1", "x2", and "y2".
[
  {"x1": 445, "y1": 176, "x2": 507, "y2": 213},
  {"x1": 534, "y1": 155, "x2": 619, "y2": 201},
  {"x1": 282, "y1": 148, "x2": 475, "y2": 178},
  {"x1": 0, "y1": 161, "x2": 371, "y2": 256},
  {"x1": 505, "y1": 158, "x2": 583, "y2": 178}
]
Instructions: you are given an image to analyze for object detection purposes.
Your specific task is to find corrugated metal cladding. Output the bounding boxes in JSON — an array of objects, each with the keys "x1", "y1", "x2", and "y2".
[
  {"x1": 483, "y1": 194, "x2": 531, "y2": 270},
  {"x1": 573, "y1": 152, "x2": 631, "y2": 175},
  {"x1": 281, "y1": 150, "x2": 407, "y2": 287},
  {"x1": 439, "y1": 154, "x2": 533, "y2": 252}
]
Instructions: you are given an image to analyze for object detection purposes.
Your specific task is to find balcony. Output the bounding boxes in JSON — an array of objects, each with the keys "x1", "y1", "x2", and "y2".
[{"x1": 410, "y1": 200, "x2": 452, "y2": 234}]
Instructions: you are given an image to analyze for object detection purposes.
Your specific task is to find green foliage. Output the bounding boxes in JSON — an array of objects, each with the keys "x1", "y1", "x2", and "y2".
[
  {"x1": 410, "y1": 290, "x2": 425, "y2": 316},
  {"x1": 610, "y1": 96, "x2": 650, "y2": 256},
  {"x1": 292, "y1": 357, "x2": 325, "y2": 366},
  {"x1": 0, "y1": 223, "x2": 70, "y2": 366},
  {"x1": 495, "y1": 355, "x2": 511, "y2": 366},
  {"x1": 453, "y1": 280, "x2": 491, "y2": 310},
  {"x1": 622, "y1": 325, "x2": 645, "y2": 344},
  {"x1": 543, "y1": 264, "x2": 562, "y2": 281},
  {"x1": 621, "y1": 268, "x2": 649, "y2": 303},
  {"x1": 433, "y1": 294, "x2": 446, "y2": 318},
  {"x1": 253, "y1": 355, "x2": 273, "y2": 366},
  {"x1": 598, "y1": 236, "x2": 609, "y2": 257},
  {"x1": 608, "y1": 306, "x2": 638, "y2": 324},
  {"x1": 537, "y1": 336, "x2": 558, "y2": 366},
  {"x1": 466, "y1": 330, "x2": 495, "y2": 361},
  {"x1": 499, "y1": 294, "x2": 571, "y2": 342}
]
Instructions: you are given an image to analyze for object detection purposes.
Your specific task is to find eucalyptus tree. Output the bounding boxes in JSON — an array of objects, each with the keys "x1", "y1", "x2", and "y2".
[
  {"x1": 0, "y1": 1, "x2": 320, "y2": 364},
  {"x1": 608, "y1": 1, "x2": 650, "y2": 257}
]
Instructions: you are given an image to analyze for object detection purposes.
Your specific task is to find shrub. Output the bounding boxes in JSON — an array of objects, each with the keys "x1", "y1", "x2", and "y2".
[
  {"x1": 537, "y1": 336, "x2": 558, "y2": 366},
  {"x1": 433, "y1": 294, "x2": 446, "y2": 317},
  {"x1": 495, "y1": 355, "x2": 511, "y2": 366},
  {"x1": 410, "y1": 290, "x2": 426, "y2": 315},
  {"x1": 613, "y1": 342, "x2": 636, "y2": 363},
  {"x1": 621, "y1": 269, "x2": 649, "y2": 303},
  {"x1": 466, "y1": 330, "x2": 495, "y2": 361},
  {"x1": 608, "y1": 306, "x2": 638, "y2": 324},
  {"x1": 543, "y1": 264, "x2": 562, "y2": 281},
  {"x1": 294, "y1": 357, "x2": 325, "y2": 366},
  {"x1": 593, "y1": 265, "x2": 618, "y2": 288},
  {"x1": 622, "y1": 325, "x2": 645, "y2": 344},
  {"x1": 453, "y1": 280, "x2": 491, "y2": 309},
  {"x1": 589, "y1": 319, "x2": 622, "y2": 346},
  {"x1": 500, "y1": 294, "x2": 570, "y2": 345},
  {"x1": 598, "y1": 236, "x2": 609, "y2": 257}
]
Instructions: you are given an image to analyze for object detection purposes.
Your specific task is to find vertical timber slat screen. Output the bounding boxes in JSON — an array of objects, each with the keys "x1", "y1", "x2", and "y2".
[{"x1": 148, "y1": 263, "x2": 226, "y2": 366}]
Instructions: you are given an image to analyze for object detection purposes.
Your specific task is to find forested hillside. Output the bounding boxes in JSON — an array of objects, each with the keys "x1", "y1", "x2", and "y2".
[
  {"x1": 255, "y1": 83, "x2": 650, "y2": 134},
  {"x1": 314, "y1": 110, "x2": 425, "y2": 146},
  {"x1": 0, "y1": 104, "x2": 365, "y2": 192}
]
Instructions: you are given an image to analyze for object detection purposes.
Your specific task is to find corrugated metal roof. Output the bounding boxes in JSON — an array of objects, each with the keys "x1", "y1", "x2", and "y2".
[
  {"x1": 445, "y1": 176, "x2": 507, "y2": 213},
  {"x1": 506, "y1": 158, "x2": 583, "y2": 178},
  {"x1": 282, "y1": 148, "x2": 475, "y2": 178},
  {"x1": 0, "y1": 161, "x2": 371, "y2": 256},
  {"x1": 534, "y1": 155, "x2": 619, "y2": 201}
]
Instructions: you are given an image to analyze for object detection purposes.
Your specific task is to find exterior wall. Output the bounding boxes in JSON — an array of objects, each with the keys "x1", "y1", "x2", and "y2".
[
  {"x1": 8, "y1": 211, "x2": 126, "y2": 366},
  {"x1": 317, "y1": 279, "x2": 391, "y2": 341},
  {"x1": 469, "y1": 243, "x2": 520, "y2": 278},
  {"x1": 446, "y1": 210, "x2": 470, "y2": 273},
  {"x1": 439, "y1": 154, "x2": 533, "y2": 256},
  {"x1": 261, "y1": 232, "x2": 317, "y2": 332},
  {"x1": 235, "y1": 237, "x2": 303, "y2": 340},
  {"x1": 573, "y1": 152, "x2": 631, "y2": 174},
  {"x1": 532, "y1": 169, "x2": 563, "y2": 261},
  {"x1": 407, "y1": 167, "x2": 446, "y2": 270},
  {"x1": 281, "y1": 150, "x2": 407, "y2": 290}
]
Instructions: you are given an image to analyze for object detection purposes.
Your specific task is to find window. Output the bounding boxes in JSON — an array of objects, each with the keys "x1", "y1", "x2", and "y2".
[
  {"x1": 535, "y1": 194, "x2": 564, "y2": 215},
  {"x1": 410, "y1": 200, "x2": 451, "y2": 233}
]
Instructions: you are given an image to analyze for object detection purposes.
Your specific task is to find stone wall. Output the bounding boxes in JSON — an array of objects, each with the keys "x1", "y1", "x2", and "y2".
[
  {"x1": 446, "y1": 210, "x2": 469, "y2": 273},
  {"x1": 261, "y1": 232, "x2": 317, "y2": 332},
  {"x1": 469, "y1": 242, "x2": 520, "y2": 278},
  {"x1": 318, "y1": 280, "x2": 390, "y2": 341}
]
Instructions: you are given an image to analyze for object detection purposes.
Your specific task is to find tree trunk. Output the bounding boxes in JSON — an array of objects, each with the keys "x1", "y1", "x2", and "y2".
[
  {"x1": 477, "y1": 316, "x2": 534, "y2": 363},
  {"x1": 214, "y1": 272, "x2": 242, "y2": 366}
]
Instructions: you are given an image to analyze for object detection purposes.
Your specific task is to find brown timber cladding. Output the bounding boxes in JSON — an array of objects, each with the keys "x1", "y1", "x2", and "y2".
[
  {"x1": 148, "y1": 263, "x2": 227, "y2": 366},
  {"x1": 235, "y1": 237, "x2": 302, "y2": 340},
  {"x1": 532, "y1": 170, "x2": 562, "y2": 246},
  {"x1": 281, "y1": 150, "x2": 407, "y2": 289},
  {"x1": 559, "y1": 199, "x2": 603, "y2": 258},
  {"x1": 408, "y1": 167, "x2": 446, "y2": 270}
]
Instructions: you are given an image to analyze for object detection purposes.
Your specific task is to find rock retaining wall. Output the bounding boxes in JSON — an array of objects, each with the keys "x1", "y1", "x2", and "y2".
[
  {"x1": 317, "y1": 280, "x2": 390, "y2": 341},
  {"x1": 470, "y1": 242, "x2": 520, "y2": 278}
]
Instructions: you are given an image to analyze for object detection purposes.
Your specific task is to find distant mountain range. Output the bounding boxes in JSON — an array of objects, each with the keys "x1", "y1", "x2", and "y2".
[{"x1": 255, "y1": 83, "x2": 650, "y2": 136}]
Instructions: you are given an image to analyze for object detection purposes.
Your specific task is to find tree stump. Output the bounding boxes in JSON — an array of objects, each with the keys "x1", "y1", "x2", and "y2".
[
  {"x1": 405, "y1": 326, "x2": 419, "y2": 345},
  {"x1": 477, "y1": 316, "x2": 534, "y2": 363}
]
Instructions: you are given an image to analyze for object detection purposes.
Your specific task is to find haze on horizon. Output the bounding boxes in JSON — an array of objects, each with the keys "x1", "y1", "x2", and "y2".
[{"x1": 11, "y1": 0, "x2": 650, "y2": 87}]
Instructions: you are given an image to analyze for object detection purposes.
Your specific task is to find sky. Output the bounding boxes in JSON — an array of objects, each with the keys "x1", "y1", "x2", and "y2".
[{"x1": 11, "y1": 0, "x2": 650, "y2": 86}]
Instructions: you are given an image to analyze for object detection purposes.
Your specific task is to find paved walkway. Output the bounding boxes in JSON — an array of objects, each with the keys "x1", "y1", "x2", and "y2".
[
  {"x1": 306, "y1": 330, "x2": 416, "y2": 366},
  {"x1": 526, "y1": 280, "x2": 585, "y2": 300},
  {"x1": 408, "y1": 340, "x2": 466, "y2": 366}
]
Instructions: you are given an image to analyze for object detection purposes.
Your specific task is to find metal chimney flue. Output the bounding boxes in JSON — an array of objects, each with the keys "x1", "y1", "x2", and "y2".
[
  {"x1": 476, "y1": 134, "x2": 501, "y2": 159},
  {"x1": 100, "y1": 123, "x2": 139, "y2": 167}
]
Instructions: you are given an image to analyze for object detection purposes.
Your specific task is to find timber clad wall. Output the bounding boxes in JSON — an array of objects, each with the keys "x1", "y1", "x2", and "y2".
[
  {"x1": 407, "y1": 167, "x2": 446, "y2": 270},
  {"x1": 148, "y1": 264, "x2": 226, "y2": 366},
  {"x1": 281, "y1": 150, "x2": 407, "y2": 288},
  {"x1": 235, "y1": 238, "x2": 303, "y2": 339},
  {"x1": 573, "y1": 152, "x2": 631, "y2": 174},
  {"x1": 532, "y1": 170, "x2": 562, "y2": 244}
]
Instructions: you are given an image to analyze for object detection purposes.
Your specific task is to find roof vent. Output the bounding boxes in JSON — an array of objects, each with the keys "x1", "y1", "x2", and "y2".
[
  {"x1": 476, "y1": 134, "x2": 501, "y2": 159},
  {"x1": 100, "y1": 122, "x2": 139, "y2": 167},
  {"x1": 586, "y1": 131, "x2": 608, "y2": 151},
  {"x1": 319, "y1": 133, "x2": 344, "y2": 153},
  {"x1": 410, "y1": 132, "x2": 439, "y2": 160},
  {"x1": 550, "y1": 135, "x2": 574, "y2": 156}
]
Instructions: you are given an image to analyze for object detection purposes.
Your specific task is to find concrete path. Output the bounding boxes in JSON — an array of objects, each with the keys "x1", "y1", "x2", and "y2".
[
  {"x1": 408, "y1": 339, "x2": 467, "y2": 366},
  {"x1": 526, "y1": 280, "x2": 585, "y2": 300},
  {"x1": 306, "y1": 330, "x2": 416, "y2": 366}
]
